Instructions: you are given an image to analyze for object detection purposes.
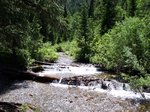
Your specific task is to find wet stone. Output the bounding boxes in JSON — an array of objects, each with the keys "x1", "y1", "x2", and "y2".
[{"x1": 58, "y1": 75, "x2": 131, "y2": 91}]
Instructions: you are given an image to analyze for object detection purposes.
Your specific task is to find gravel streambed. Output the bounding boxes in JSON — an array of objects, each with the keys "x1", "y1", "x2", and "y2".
[{"x1": 0, "y1": 80, "x2": 149, "y2": 112}]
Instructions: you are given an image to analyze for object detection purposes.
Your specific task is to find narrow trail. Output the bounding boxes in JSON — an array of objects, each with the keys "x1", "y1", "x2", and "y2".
[{"x1": 0, "y1": 52, "x2": 150, "y2": 111}]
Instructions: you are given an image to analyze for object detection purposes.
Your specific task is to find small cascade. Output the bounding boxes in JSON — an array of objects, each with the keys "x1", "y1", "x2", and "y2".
[
  {"x1": 52, "y1": 76, "x2": 150, "y2": 99},
  {"x1": 39, "y1": 64, "x2": 102, "y2": 78},
  {"x1": 58, "y1": 76, "x2": 132, "y2": 91},
  {"x1": 58, "y1": 77, "x2": 63, "y2": 84},
  {"x1": 37, "y1": 52, "x2": 150, "y2": 100},
  {"x1": 39, "y1": 63, "x2": 150, "y2": 100}
]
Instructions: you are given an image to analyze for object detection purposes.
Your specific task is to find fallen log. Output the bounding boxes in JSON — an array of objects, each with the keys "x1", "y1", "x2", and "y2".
[{"x1": 0, "y1": 65, "x2": 59, "y2": 82}]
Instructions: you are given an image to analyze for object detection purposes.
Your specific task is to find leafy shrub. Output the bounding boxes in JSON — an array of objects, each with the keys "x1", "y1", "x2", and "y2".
[
  {"x1": 0, "y1": 49, "x2": 32, "y2": 69},
  {"x1": 91, "y1": 17, "x2": 150, "y2": 75},
  {"x1": 90, "y1": 33, "x2": 115, "y2": 69},
  {"x1": 130, "y1": 75, "x2": 150, "y2": 89},
  {"x1": 36, "y1": 43, "x2": 58, "y2": 62},
  {"x1": 15, "y1": 48, "x2": 33, "y2": 69},
  {"x1": 57, "y1": 40, "x2": 79, "y2": 59}
]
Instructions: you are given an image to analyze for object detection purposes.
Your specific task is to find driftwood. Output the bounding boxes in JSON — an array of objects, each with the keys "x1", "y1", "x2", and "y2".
[{"x1": 0, "y1": 65, "x2": 59, "y2": 82}]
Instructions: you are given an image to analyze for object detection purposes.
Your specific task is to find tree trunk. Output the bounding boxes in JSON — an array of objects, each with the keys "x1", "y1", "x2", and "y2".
[{"x1": 0, "y1": 65, "x2": 59, "y2": 82}]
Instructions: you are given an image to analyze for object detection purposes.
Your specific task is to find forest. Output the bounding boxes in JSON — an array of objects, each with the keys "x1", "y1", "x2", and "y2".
[{"x1": 0, "y1": 0, "x2": 150, "y2": 89}]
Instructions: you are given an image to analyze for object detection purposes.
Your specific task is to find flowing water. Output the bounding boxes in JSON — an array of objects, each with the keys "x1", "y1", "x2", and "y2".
[{"x1": 38, "y1": 52, "x2": 150, "y2": 111}]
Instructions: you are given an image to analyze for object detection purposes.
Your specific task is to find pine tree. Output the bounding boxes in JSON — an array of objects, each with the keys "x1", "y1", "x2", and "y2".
[
  {"x1": 94, "y1": 0, "x2": 104, "y2": 20},
  {"x1": 64, "y1": 4, "x2": 68, "y2": 18},
  {"x1": 0, "y1": 0, "x2": 63, "y2": 69},
  {"x1": 77, "y1": 6, "x2": 91, "y2": 62},
  {"x1": 101, "y1": 0, "x2": 117, "y2": 35},
  {"x1": 136, "y1": 0, "x2": 150, "y2": 18},
  {"x1": 88, "y1": 0, "x2": 95, "y2": 18},
  {"x1": 128, "y1": 0, "x2": 137, "y2": 17}
]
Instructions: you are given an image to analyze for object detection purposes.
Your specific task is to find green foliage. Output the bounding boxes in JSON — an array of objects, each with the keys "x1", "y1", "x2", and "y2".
[
  {"x1": 76, "y1": 6, "x2": 93, "y2": 62},
  {"x1": 115, "y1": 5, "x2": 127, "y2": 21},
  {"x1": 88, "y1": 0, "x2": 95, "y2": 18},
  {"x1": 66, "y1": 0, "x2": 90, "y2": 14},
  {"x1": 90, "y1": 33, "x2": 115, "y2": 69},
  {"x1": 15, "y1": 48, "x2": 33, "y2": 68},
  {"x1": 0, "y1": 0, "x2": 150, "y2": 89},
  {"x1": 130, "y1": 75, "x2": 150, "y2": 89},
  {"x1": 100, "y1": 0, "x2": 117, "y2": 34},
  {"x1": 94, "y1": 0, "x2": 105, "y2": 20},
  {"x1": 0, "y1": 0, "x2": 63, "y2": 69},
  {"x1": 136, "y1": 0, "x2": 150, "y2": 18},
  {"x1": 19, "y1": 103, "x2": 40, "y2": 112},
  {"x1": 67, "y1": 12, "x2": 81, "y2": 40},
  {"x1": 128, "y1": 0, "x2": 137, "y2": 16},
  {"x1": 91, "y1": 17, "x2": 150, "y2": 75},
  {"x1": 36, "y1": 43, "x2": 58, "y2": 62},
  {"x1": 64, "y1": 0, "x2": 150, "y2": 88},
  {"x1": 57, "y1": 40, "x2": 79, "y2": 58},
  {"x1": 121, "y1": 73, "x2": 150, "y2": 89}
]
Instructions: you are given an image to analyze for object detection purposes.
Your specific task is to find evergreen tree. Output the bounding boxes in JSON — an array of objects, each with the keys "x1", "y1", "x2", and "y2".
[
  {"x1": 136, "y1": 0, "x2": 150, "y2": 18},
  {"x1": 88, "y1": 0, "x2": 95, "y2": 18},
  {"x1": 0, "y1": 0, "x2": 63, "y2": 69},
  {"x1": 94, "y1": 0, "x2": 104, "y2": 20},
  {"x1": 77, "y1": 6, "x2": 91, "y2": 62},
  {"x1": 128, "y1": 0, "x2": 137, "y2": 17},
  {"x1": 101, "y1": 0, "x2": 117, "y2": 35},
  {"x1": 64, "y1": 4, "x2": 68, "y2": 18}
]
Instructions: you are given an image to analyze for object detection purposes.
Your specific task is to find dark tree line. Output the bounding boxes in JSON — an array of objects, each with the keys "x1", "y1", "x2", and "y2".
[{"x1": 0, "y1": 0, "x2": 65, "y2": 69}]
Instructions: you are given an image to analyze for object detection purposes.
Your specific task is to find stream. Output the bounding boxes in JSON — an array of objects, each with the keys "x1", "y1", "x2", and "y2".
[
  {"x1": 38, "y1": 53, "x2": 150, "y2": 99},
  {"x1": 37, "y1": 52, "x2": 150, "y2": 111},
  {"x1": 1, "y1": 52, "x2": 150, "y2": 111}
]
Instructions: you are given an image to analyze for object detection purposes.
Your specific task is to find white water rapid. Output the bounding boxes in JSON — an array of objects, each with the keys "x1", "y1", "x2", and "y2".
[{"x1": 38, "y1": 52, "x2": 150, "y2": 100}]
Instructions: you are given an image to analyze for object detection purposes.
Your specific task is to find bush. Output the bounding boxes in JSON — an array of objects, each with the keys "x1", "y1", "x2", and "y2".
[
  {"x1": 15, "y1": 48, "x2": 33, "y2": 69},
  {"x1": 0, "y1": 48, "x2": 32, "y2": 69},
  {"x1": 36, "y1": 43, "x2": 58, "y2": 62},
  {"x1": 91, "y1": 17, "x2": 150, "y2": 75},
  {"x1": 57, "y1": 40, "x2": 79, "y2": 59},
  {"x1": 130, "y1": 75, "x2": 150, "y2": 89},
  {"x1": 90, "y1": 33, "x2": 115, "y2": 69}
]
